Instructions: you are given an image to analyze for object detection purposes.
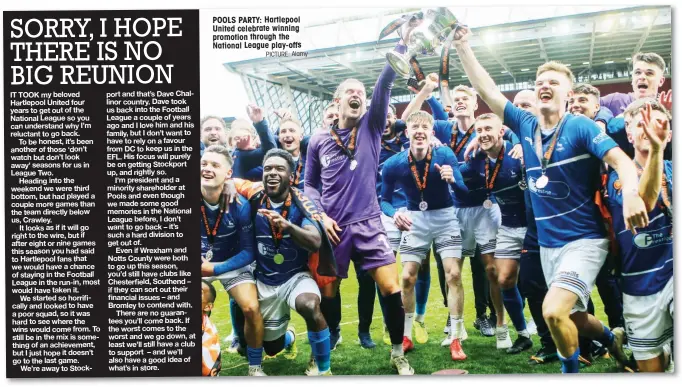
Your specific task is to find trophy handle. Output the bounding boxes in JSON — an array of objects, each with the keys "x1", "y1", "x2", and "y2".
[{"x1": 386, "y1": 51, "x2": 412, "y2": 79}]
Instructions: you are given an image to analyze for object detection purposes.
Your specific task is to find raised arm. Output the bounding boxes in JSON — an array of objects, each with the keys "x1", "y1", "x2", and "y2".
[
  {"x1": 453, "y1": 26, "x2": 508, "y2": 118},
  {"x1": 603, "y1": 148, "x2": 648, "y2": 233},
  {"x1": 401, "y1": 73, "x2": 439, "y2": 120},
  {"x1": 426, "y1": 94, "x2": 449, "y2": 121},
  {"x1": 253, "y1": 119, "x2": 277, "y2": 153},
  {"x1": 368, "y1": 44, "x2": 404, "y2": 133},
  {"x1": 637, "y1": 103, "x2": 670, "y2": 212}
]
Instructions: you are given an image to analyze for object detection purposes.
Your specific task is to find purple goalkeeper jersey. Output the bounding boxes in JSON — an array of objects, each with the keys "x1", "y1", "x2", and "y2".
[
  {"x1": 304, "y1": 45, "x2": 405, "y2": 227},
  {"x1": 600, "y1": 92, "x2": 635, "y2": 116}
]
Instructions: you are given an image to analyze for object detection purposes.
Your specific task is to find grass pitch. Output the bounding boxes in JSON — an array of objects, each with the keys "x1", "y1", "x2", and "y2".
[{"x1": 211, "y1": 258, "x2": 620, "y2": 376}]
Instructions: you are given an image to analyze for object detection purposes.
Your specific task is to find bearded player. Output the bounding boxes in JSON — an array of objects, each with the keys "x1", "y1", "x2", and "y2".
[
  {"x1": 304, "y1": 26, "x2": 416, "y2": 375},
  {"x1": 254, "y1": 149, "x2": 332, "y2": 375}
]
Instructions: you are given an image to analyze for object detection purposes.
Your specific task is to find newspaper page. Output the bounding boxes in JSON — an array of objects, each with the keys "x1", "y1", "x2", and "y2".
[{"x1": 3, "y1": 1, "x2": 676, "y2": 379}]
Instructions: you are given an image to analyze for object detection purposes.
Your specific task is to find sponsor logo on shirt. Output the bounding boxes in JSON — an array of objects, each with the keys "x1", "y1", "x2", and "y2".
[
  {"x1": 524, "y1": 137, "x2": 533, "y2": 147},
  {"x1": 632, "y1": 226, "x2": 673, "y2": 249},
  {"x1": 321, "y1": 154, "x2": 345, "y2": 168},
  {"x1": 528, "y1": 177, "x2": 570, "y2": 199},
  {"x1": 257, "y1": 242, "x2": 276, "y2": 257},
  {"x1": 556, "y1": 142, "x2": 565, "y2": 152}
]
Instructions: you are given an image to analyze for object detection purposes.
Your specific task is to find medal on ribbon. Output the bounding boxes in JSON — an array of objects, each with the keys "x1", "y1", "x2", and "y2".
[
  {"x1": 264, "y1": 193, "x2": 293, "y2": 264},
  {"x1": 292, "y1": 158, "x2": 304, "y2": 186},
  {"x1": 451, "y1": 124, "x2": 475, "y2": 155},
  {"x1": 330, "y1": 125, "x2": 358, "y2": 171},
  {"x1": 483, "y1": 144, "x2": 505, "y2": 210},
  {"x1": 533, "y1": 115, "x2": 568, "y2": 189},
  {"x1": 408, "y1": 147, "x2": 433, "y2": 211},
  {"x1": 518, "y1": 160, "x2": 528, "y2": 191},
  {"x1": 201, "y1": 202, "x2": 225, "y2": 261}
]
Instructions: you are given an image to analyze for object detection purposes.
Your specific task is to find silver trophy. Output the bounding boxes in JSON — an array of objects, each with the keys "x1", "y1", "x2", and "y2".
[{"x1": 384, "y1": 8, "x2": 460, "y2": 79}]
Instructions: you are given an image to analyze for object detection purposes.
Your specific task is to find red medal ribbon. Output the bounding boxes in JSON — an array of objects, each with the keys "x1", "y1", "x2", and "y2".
[
  {"x1": 451, "y1": 124, "x2": 475, "y2": 155},
  {"x1": 293, "y1": 159, "x2": 303, "y2": 186},
  {"x1": 201, "y1": 203, "x2": 225, "y2": 248},
  {"x1": 533, "y1": 115, "x2": 568, "y2": 174},
  {"x1": 263, "y1": 192, "x2": 292, "y2": 250},
  {"x1": 330, "y1": 125, "x2": 358, "y2": 162},
  {"x1": 408, "y1": 146, "x2": 433, "y2": 195},
  {"x1": 484, "y1": 144, "x2": 506, "y2": 196}
]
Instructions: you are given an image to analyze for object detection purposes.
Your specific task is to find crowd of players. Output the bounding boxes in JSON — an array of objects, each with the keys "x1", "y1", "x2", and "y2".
[{"x1": 198, "y1": 24, "x2": 673, "y2": 376}]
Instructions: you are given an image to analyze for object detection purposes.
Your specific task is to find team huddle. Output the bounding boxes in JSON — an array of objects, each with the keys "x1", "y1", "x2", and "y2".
[{"x1": 199, "y1": 24, "x2": 673, "y2": 376}]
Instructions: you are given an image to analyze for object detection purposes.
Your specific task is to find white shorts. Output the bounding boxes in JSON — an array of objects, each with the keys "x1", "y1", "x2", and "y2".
[
  {"x1": 623, "y1": 278, "x2": 674, "y2": 361},
  {"x1": 381, "y1": 207, "x2": 405, "y2": 251},
  {"x1": 398, "y1": 207, "x2": 462, "y2": 264},
  {"x1": 455, "y1": 205, "x2": 501, "y2": 257},
  {"x1": 540, "y1": 238, "x2": 608, "y2": 313},
  {"x1": 203, "y1": 265, "x2": 255, "y2": 292},
  {"x1": 495, "y1": 226, "x2": 527, "y2": 260},
  {"x1": 257, "y1": 271, "x2": 321, "y2": 342}
]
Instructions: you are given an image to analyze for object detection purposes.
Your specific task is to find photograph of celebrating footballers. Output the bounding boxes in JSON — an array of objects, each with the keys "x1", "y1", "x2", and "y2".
[{"x1": 198, "y1": 5, "x2": 673, "y2": 376}]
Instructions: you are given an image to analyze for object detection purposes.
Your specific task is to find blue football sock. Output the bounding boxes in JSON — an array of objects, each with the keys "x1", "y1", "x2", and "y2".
[
  {"x1": 596, "y1": 323, "x2": 615, "y2": 347},
  {"x1": 284, "y1": 330, "x2": 294, "y2": 348},
  {"x1": 501, "y1": 286, "x2": 527, "y2": 333},
  {"x1": 415, "y1": 268, "x2": 431, "y2": 316},
  {"x1": 229, "y1": 296, "x2": 238, "y2": 328},
  {"x1": 558, "y1": 348, "x2": 580, "y2": 373},
  {"x1": 308, "y1": 328, "x2": 331, "y2": 372},
  {"x1": 247, "y1": 346, "x2": 263, "y2": 367}
]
